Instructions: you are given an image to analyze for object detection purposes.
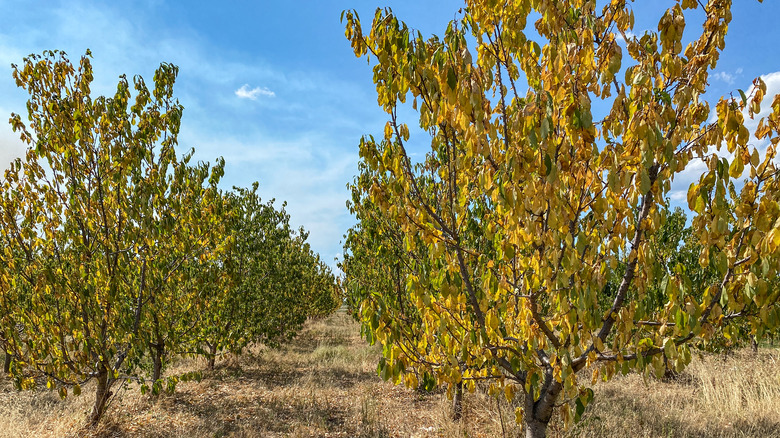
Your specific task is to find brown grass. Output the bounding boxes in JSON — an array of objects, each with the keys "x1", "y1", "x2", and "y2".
[
  {"x1": 0, "y1": 310, "x2": 778, "y2": 437},
  {"x1": 565, "y1": 349, "x2": 780, "y2": 438}
]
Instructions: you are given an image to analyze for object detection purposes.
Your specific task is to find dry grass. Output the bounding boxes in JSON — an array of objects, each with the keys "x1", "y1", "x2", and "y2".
[
  {"x1": 0, "y1": 310, "x2": 778, "y2": 437},
  {"x1": 566, "y1": 349, "x2": 780, "y2": 438}
]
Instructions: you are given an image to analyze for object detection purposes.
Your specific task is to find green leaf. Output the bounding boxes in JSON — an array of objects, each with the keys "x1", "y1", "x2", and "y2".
[
  {"x1": 728, "y1": 157, "x2": 744, "y2": 178},
  {"x1": 640, "y1": 169, "x2": 650, "y2": 193},
  {"x1": 738, "y1": 89, "x2": 747, "y2": 105},
  {"x1": 544, "y1": 154, "x2": 553, "y2": 176},
  {"x1": 447, "y1": 66, "x2": 457, "y2": 91}
]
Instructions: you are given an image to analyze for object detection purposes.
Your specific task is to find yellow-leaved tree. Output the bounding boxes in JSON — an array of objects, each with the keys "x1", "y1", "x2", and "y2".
[
  {"x1": 342, "y1": 1, "x2": 780, "y2": 437},
  {"x1": 0, "y1": 50, "x2": 227, "y2": 426}
]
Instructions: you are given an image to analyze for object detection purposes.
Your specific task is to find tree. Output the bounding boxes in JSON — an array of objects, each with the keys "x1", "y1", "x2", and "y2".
[
  {"x1": 298, "y1": 247, "x2": 341, "y2": 319},
  {"x1": 135, "y1": 166, "x2": 230, "y2": 389},
  {"x1": 343, "y1": 1, "x2": 780, "y2": 436},
  {"x1": 195, "y1": 184, "x2": 339, "y2": 369},
  {"x1": 0, "y1": 50, "x2": 226, "y2": 426},
  {"x1": 342, "y1": 165, "x2": 470, "y2": 418}
]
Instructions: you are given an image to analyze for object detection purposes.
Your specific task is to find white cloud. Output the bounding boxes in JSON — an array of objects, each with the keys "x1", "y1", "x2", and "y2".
[
  {"x1": 668, "y1": 157, "x2": 708, "y2": 203},
  {"x1": 668, "y1": 190, "x2": 688, "y2": 202},
  {"x1": 669, "y1": 70, "x2": 780, "y2": 208},
  {"x1": 711, "y1": 71, "x2": 735, "y2": 85},
  {"x1": 0, "y1": 107, "x2": 27, "y2": 171},
  {"x1": 235, "y1": 84, "x2": 275, "y2": 100},
  {"x1": 614, "y1": 31, "x2": 636, "y2": 43}
]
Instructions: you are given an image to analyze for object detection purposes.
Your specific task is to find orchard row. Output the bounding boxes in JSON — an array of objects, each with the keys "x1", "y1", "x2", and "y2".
[{"x1": 0, "y1": 51, "x2": 340, "y2": 426}]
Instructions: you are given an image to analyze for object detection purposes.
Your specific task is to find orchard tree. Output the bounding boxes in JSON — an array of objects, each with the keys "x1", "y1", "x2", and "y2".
[
  {"x1": 342, "y1": 165, "x2": 473, "y2": 418},
  {"x1": 196, "y1": 184, "x2": 298, "y2": 367},
  {"x1": 297, "y1": 245, "x2": 341, "y2": 319},
  {"x1": 135, "y1": 160, "x2": 230, "y2": 389},
  {"x1": 196, "y1": 184, "x2": 338, "y2": 369},
  {"x1": 343, "y1": 1, "x2": 780, "y2": 437},
  {"x1": 0, "y1": 51, "x2": 226, "y2": 426}
]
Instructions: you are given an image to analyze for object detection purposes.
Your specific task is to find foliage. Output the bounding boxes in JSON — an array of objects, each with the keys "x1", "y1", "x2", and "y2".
[
  {"x1": 342, "y1": 1, "x2": 780, "y2": 436},
  {"x1": 0, "y1": 50, "x2": 227, "y2": 424},
  {"x1": 197, "y1": 184, "x2": 340, "y2": 366},
  {"x1": 0, "y1": 50, "x2": 339, "y2": 426}
]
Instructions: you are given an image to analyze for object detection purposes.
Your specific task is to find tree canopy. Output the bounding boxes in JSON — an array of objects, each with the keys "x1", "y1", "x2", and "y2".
[
  {"x1": 341, "y1": 1, "x2": 780, "y2": 436},
  {"x1": 0, "y1": 50, "x2": 339, "y2": 426}
]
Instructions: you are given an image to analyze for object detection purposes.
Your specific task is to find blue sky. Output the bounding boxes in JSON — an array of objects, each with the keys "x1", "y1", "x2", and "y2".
[{"x1": 1, "y1": 1, "x2": 779, "y2": 269}]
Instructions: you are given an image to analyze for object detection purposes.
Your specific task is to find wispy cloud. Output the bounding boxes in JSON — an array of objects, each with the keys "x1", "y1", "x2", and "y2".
[
  {"x1": 235, "y1": 84, "x2": 275, "y2": 100},
  {"x1": 711, "y1": 71, "x2": 736, "y2": 85},
  {"x1": 711, "y1": 68, "x2": 746, "y2": 86},
  {"x1": 0, "y1": 111, "x2": 27, "y2": 170},
  {"x1": 614, "y1": 30, "x2": 636, "y2": 43}
]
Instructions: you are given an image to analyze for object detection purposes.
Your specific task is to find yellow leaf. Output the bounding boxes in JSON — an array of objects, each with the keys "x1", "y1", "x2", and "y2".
[
  {"x1": 504, "y1": 384, "x2": 515, "y2": 401},
  {"x1": 729, "y1": 157, "x2": 744, "y2": 178}
]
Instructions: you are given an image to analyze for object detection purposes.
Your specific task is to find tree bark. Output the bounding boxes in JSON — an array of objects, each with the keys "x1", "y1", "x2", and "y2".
[
  {"x1": 151, "y1": 295, "x2": 165, "y2": 383},
  {"x1": 524, "y1": 415, "x2": 549, "y2": 438},
  {"x1": 452, "y1": 382, "x2": 464, "y2": 421},
  {"x1": 152, "y1": 342, "x2": 164, "y2": 383},
  {"x1": 522, "y1": 378, "x2": 562, "y2": 438},
  {"x1": 3, "y1": 347, "x2": 10, "y2": 374},
  {"x1": 662, "y1": 355, "x2": 678, "y2": 380},
  {"x1": 88, "y1": 364, "x2": 114, "y2": 427},
  {"x1": 206, "y1": 342, "x2": 217, "y2": 370}
]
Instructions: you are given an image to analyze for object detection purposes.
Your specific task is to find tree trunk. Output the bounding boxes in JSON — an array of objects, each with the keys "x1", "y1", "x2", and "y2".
[
  {"x1": 522, "y1": 379, "x2": 561, "y2": 438},
  {"x1": 3, "y1": 350, "x2": 10, "y2": 374},
  {"x1": 752, "y1": 337, "x2": 759, "y2": 353},
  {"x1": 524, "y1": 415, "x2": 549, "y2": 438},
  {"x1": 452, "y1": 382, "x2": 464, "y2": 421},
  {"x1": 662, "y1": 354, "x2": 678, "y2": 380},
  {"x1": 151, "y1": 312, "x2": 165, "y2": 383},
  {"x1": 88, "y1": 364, "x2": 114, "y2": 427},
  {"x1": 206, "y1": 342, "x2": 217, "y2": 370},
  {"x1": 152, "y1": 342, "x2": 164, "y2": 383}
]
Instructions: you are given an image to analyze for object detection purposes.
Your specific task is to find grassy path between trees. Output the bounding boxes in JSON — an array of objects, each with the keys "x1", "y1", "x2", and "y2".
[{"x1": 0, "y1": 308, "x2": 778, "y2": 437}]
